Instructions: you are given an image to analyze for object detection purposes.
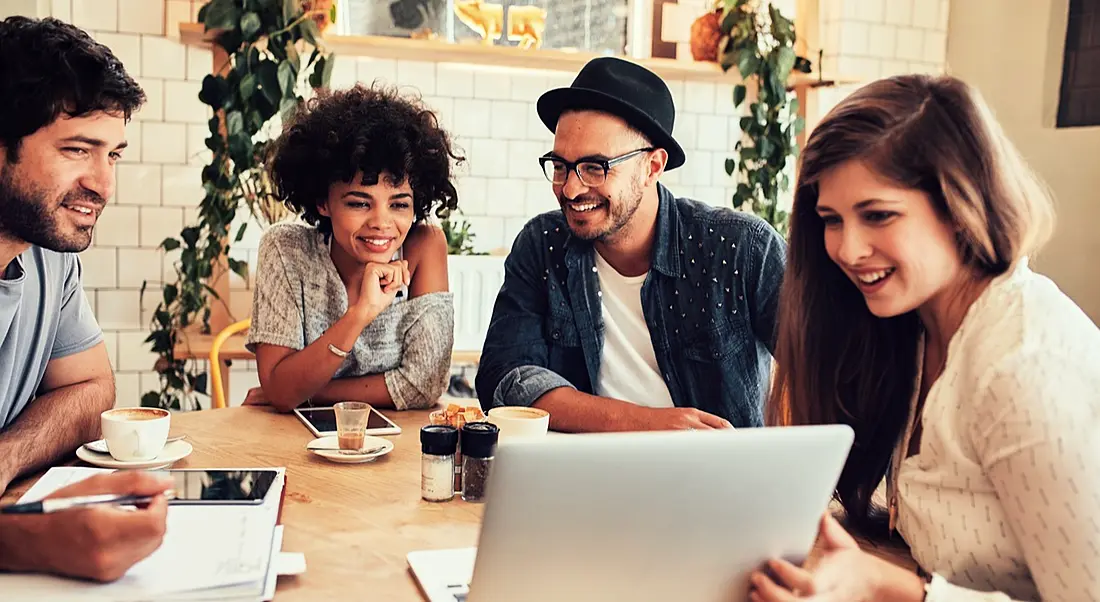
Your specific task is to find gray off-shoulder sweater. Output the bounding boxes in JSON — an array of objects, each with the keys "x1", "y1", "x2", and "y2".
[{"x1": 246, "y1": 221, "x2": 454, "y2": 410}]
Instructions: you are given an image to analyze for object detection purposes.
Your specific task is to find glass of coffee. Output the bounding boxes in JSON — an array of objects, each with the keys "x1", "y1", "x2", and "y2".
[{"x1": 333, "y1": 402, "x2": 370, "y2": 453}]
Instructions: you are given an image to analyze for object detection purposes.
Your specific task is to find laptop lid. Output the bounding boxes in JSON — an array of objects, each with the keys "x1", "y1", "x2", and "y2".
[{"x1": 466, "y1": 424, "x2": 854, "y2": 602}]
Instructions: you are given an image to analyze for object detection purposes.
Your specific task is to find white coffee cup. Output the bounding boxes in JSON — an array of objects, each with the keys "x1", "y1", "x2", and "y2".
[
  {"x1": 101, "y1": 408, "x2": 171, "y2": 461},
  {"x1": 487, "y1": 406, "x2": 550, "y2": 440}
]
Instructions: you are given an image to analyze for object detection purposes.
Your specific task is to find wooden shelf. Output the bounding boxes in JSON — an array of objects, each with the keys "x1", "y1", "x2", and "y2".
[{"x1": 179, "y1": 22, "x2": 854, "y2": 87}]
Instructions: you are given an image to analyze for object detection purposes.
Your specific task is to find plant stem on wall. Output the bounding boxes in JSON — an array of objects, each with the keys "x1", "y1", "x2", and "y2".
[
  {"x1": 141, "y1": 0, "x2": 335, "y2": 410},
  {"x1": 717, "y1": 0, "x2": 812, "y2": 237}
]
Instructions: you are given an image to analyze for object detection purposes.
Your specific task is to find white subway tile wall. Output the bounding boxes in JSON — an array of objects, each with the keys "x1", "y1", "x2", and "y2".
[
  {"x1": 30, "y1": 0, "x2": 947, "y2": 408},
  {"x1": 816, "y1": 0, "x2": 951, "y2": 119}
]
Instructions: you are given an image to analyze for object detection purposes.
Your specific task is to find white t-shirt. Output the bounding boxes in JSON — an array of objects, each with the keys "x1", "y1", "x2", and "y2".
[
  {"x1": 593, "y1": 251, "x2": 675, "y2": 408},
  {"x1": 887, "y1": 260, "x2": 1100, "y2": 602}
]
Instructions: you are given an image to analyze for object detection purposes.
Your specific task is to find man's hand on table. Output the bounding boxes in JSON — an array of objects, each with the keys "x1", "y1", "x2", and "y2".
[
  {"x1": 0, "y1": 471, "x2": 172, "y2": 582},
  {"x1": 628, "y1": 406, "x2": 734, "y2": 431}
]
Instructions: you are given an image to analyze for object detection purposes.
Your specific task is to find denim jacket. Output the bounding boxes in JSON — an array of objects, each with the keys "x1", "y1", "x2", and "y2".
[{"x1": 475, "y1": 183, "x2": 786, "y2": 427}]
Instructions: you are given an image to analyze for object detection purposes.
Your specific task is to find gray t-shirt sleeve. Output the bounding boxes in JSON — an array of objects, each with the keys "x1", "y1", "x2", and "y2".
[
  {"x1": 50, "y1": 255, "x2": 103, "y2": 359},
  {"x1": 246, "y1": 229, "x2": 306, "y2": 352},
  {"x1": 383, "y1": 292, "x2": 454, "y2": 410}
]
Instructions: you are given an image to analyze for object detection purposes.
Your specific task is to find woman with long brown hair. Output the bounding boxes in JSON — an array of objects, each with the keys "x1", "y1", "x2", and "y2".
[{"x1": 750, "y1": 75, "x2": 1099, "y2": 601}]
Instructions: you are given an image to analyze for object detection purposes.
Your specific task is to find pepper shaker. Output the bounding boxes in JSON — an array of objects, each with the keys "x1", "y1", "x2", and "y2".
[
  {"x1": 421, "y1": 425, "x2": 459, "y2": 502},
  {"x1": 460, "y1": 422, "x2": 499, "y2": 503}
]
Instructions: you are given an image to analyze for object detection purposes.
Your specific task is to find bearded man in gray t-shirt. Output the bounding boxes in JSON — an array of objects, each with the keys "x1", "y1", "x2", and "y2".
[{"x1": 0, "y1": 20, "x2": 135, "y2": 497}]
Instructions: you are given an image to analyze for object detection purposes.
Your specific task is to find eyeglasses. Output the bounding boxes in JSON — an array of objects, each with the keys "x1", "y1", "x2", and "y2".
[{"x1": 538, "y1": 147, "x2": 656, "y2": 187}]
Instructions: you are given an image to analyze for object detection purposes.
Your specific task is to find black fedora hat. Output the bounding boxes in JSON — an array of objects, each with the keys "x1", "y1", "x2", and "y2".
[{"x1": 537, "y1": 57, "x2": 686, "y2": 171}]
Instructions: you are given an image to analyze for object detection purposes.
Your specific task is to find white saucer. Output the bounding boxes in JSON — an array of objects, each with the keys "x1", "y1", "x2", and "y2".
[
  {"x1": 76, "y1": 440, "x2": 193, "y2": 469},
  {"x1": 307, "y1": 435, "x2": 394, "y2": 464},
  {"x1": 83, "y1": 434, "x2": 186, "y2": 455}
]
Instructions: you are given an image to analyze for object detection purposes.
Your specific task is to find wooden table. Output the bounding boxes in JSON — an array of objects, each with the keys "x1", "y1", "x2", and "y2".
[{"x1": 3, "y1": 407, "x2": 916, "y2": 599}]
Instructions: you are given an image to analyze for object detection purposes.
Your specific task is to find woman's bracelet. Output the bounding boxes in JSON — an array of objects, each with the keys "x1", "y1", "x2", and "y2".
[{"x1": 328, "y1": 343, "x2": 350, "y2": 358}]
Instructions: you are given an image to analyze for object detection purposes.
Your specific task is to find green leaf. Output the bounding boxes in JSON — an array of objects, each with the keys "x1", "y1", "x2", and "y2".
[
  {"x1": 193, "y1": 372, "x2": 209, "y2": 395},
  {"x1": 278, "y1": 61, "x2": 297, "y2": 98},
  {"x1": 161, "y1": 237, "x2": 181, "y2": 251},
  {"x1": 306, "y1": 47, "x2": 321, "y2": 69},
  {"x1": 733, "y1": 84, "x2": 747, "y2": 108},
  {"x1": 240, "y1": 11, "x2": 262, "y2": 41},
  {"x1": 300, "y1": 18, "x2": 321, "y2": 49},
  {"x1": 228, "y1": 133, "x2": 253, "y2": 168},
  {"x1": 279, "y1": 97, "x2": 298, "y2": 121},
  {"x1": 752, "y1": 102, "x2": 766, "y2": 123},
  {"x1": 739, "y1": 116, "x2": 753, "y2": 131},
  {"x1": 256, "y1": 60, "x2": 281, "y2": 106},
  {"x1": 234, "y1": 222, "x2": 249, "y2": 243},
  {"x1": 163, "y1": 284, "x2": 178, "y2": 305},
  {"x1": 226, "y1": 110, "x2": 244, "y2": 136},
  {"x1": 320, "y1": 52, "x2": 335, "y2": 87},
  {"x1": 724, "y1": 158, "x2": 736, "y2": 176},
  {"x1": 202, "y1": 0, "x2": 240, "y2": 32},
  {"x1": 227, "y1": 257, "x2": 249, "y2": 281},
  {"x1": 719, "y1": 7, "x2": 739, "y2": 34},
  {"x1": 737, "y1": 48, "x2": 760, "y2": 78},
  {"x1": 199, "y1": 75, "x2": 228, "y2": 109},
  {"x1": 286, "y1": 40, "x2": 301, "y2": 72},
  {"x1": 283, "y1": 0, "x2": 299, "y2": 27},
  {"x1": 719, "y1": 49, "x2": 737, "y2": 72},
  {"x1": 180, "y1": 227, "x2": 201, "y2": 247},
  {"x1": 758, "y1": 137, "x2": 773, "y2": 160},
  {"x1": 238, "y1": 73, "x2": 257, "y2": 101},
  {"x1": 308, "y1": 56, "x2": 325, "y2": 88},
  {"x1": 774, "y1": 46, "x2": 797, "y2": 81},
  {"x1": 794, "y1": 56, "x2": 813, "y2": 74},
  {"x1": 141, "y1": 392, "x2": 163, "y2": 409},
  {"x1": 793, "y1": 116, "x2": 805, "y2": 136},
  {"x1": 769, "y1": 4, "x2": 795, "y2": 42}
]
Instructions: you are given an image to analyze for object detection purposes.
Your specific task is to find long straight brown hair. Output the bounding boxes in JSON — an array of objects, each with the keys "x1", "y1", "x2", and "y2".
[{"x1": 768, "y1": 74, "x2": 1054, "y2": 533}]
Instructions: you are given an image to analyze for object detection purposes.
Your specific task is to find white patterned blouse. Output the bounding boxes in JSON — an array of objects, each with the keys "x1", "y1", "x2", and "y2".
[{"x1": 886, "y1": 260, "x2": 1100, "y2": 601}]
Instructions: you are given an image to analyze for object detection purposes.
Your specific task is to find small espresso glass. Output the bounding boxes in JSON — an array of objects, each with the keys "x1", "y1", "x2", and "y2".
[{"x1": 334, "y1": 402, "x2": 370, "y2": 453}]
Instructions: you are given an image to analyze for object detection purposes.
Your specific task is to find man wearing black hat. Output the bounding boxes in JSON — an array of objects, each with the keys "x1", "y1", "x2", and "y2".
[{"x1": 475, "y1": 57, "x2": 786, "y2": 432}]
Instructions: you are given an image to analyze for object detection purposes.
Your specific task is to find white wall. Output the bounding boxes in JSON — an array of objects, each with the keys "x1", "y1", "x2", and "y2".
[
  {"x1": 814, "y1": 0, "x2": 950, "y2": 120},
  {"x1": 946, "y1": 0, "x2": 1100, "y2": 323}
]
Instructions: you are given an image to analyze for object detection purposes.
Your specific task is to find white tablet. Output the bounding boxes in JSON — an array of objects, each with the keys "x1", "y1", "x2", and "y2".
[{"x1": 293, "y1": 405, "x2": 402, "y2": 437}]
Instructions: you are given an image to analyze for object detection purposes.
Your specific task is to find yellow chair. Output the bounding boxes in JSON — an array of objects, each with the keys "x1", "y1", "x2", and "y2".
[{"x1": 209, "y1": 318, "x2": 252, "y2": 409}]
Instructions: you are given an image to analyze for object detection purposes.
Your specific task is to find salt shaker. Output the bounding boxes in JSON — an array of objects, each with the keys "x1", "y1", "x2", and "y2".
[
  {"x1": 460, "y1": 422, "x2": 499, "y2": 503},
  {"x1": 421, "y1": 425, "x2": 459, "y2": 502}
]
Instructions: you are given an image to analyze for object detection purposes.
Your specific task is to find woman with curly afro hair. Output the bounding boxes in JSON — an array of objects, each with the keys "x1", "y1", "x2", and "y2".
[{"x1": 244, "y1": 83, "x2": 464, "y2": 413}]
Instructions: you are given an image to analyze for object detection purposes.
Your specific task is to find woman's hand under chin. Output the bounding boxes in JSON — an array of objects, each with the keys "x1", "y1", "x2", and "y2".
[
  {"x1": 748, "y1": 514, "x2": 927, "y2": 602},
  {"x1": 349, "y1": 260, "x2": 410, "y2": 324}
]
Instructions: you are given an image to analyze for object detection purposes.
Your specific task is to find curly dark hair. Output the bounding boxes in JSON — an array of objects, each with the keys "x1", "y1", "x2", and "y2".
[
  {"x1": 0, "y1": 17, "x2": 145, "y2": 162},
  {"x1": 268, "y1": 84, "x2": 464, "y2": 237}
]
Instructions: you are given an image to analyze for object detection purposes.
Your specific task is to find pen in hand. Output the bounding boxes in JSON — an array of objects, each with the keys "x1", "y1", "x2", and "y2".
[{"x1": 0, "y1": 491, "x2": 176, "y2": 515}]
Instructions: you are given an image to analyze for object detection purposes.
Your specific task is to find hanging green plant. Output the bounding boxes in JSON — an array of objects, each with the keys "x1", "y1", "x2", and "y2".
[
  {"x1": 141, "y1": 0, "x2": 335, "y2": 410},
  {"x1": 718, "y1": 0, "x2": 812, "y2": 237}
]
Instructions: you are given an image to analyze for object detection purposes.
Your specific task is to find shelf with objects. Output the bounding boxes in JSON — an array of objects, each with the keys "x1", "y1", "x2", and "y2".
[{"x1": 177, "y1": 21, "x2": 853, "y2": 88}]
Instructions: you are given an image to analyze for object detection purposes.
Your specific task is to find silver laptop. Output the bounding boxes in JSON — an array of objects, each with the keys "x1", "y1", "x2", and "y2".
[{"x1": 408, "y1": 424, "x2": 854, "y2": 602}]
